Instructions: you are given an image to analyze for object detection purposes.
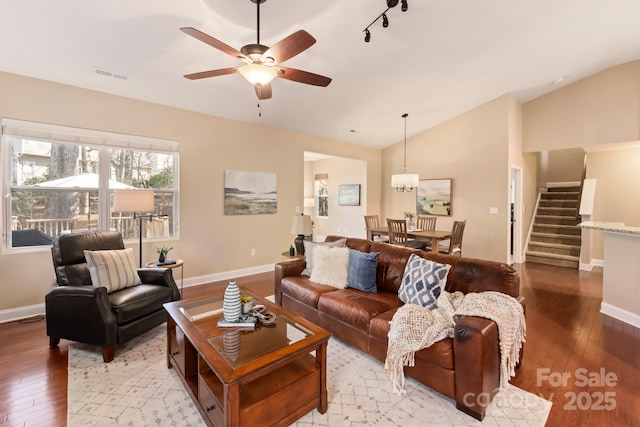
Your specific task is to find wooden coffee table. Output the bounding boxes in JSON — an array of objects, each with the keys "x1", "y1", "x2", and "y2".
[{"x1": 163, "y1": 290, "x2": 331, "y2": 427}]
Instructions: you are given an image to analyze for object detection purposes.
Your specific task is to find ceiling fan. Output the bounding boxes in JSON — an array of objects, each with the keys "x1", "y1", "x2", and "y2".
[{"x1": 181, "y1": 0, "x2": 332, "y2": 100}]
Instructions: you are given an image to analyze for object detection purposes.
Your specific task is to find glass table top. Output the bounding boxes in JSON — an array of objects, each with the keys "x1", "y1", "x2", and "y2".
[
  {"x1": 208, "y1": 315, "x2": 313, "y2": 368},
  {"x1": 178, "y1": 294, "x2": 224, "y2": 321}
]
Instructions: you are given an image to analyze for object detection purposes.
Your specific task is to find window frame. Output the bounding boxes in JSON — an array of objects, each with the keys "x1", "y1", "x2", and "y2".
[{"x1": 2, "y1": 118, "x2": 180, "y2": 253}]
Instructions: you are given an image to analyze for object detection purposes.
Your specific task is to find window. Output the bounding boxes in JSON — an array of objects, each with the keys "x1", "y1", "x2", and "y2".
[
  {"x1": 2, "y1": 119, "x2": 179, "y2": 250},
  {"x1": 315, "y1": 173, "x2": 328, "y2": 217}
]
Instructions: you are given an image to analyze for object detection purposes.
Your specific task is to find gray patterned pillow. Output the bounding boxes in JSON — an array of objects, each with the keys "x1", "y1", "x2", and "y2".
[{"x1": 398, "y1": 254, "x2": 451, "y2": 309}]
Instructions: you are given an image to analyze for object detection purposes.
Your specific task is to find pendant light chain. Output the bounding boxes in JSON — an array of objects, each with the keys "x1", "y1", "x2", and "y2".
[{"x1": 403, "y1": 113, "x2": 408, "y2": 173}]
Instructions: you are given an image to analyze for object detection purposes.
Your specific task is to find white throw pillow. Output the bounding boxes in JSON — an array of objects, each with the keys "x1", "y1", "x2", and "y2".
[
  {"x1": 302, "y1": 238, "x2": 346, "y2": 276},
  {"x1": 84, "y1": 248, "x2": 141, "y2": 292},
  {"x1": 309, "y1": 246, "x2": 350, "y2": 289}
]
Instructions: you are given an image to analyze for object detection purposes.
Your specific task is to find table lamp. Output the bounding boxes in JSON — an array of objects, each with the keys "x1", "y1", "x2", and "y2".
[
  {"x1": 113, "y1": 189, "x2": 155, "y2": 267},
  {"x1": 290, "y1": 214, "x2": 312, "y2": 255}
]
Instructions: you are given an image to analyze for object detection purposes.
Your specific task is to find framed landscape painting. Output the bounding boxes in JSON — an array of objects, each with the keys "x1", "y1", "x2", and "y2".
[
  {"x1": 338, "y1": 184, "x2": 361, "y2": 206},
  {"x1": 417, "y1": 179, "x2": 451, "y2": 216},
  {"x1": 224, "y1": 170, "x2": 277, "y2": 215}
]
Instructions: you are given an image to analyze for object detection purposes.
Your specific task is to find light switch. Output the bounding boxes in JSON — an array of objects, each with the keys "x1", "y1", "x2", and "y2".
[{"x1": 489, "y1": 207, "x2": 498, "y2": 214}]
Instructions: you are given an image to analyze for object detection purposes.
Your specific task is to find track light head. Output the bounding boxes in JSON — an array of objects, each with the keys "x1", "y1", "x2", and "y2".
[
  {"x1": 382, "y1": 14, "x2": 389, "y2": 28},
  {"x1": 401, "y1": 0, "x2": 408, "y2": 12},
  {"x1": 364, "y1": 29, "x2": 371, "y2": 42},
  {"x1": 387, "y1": 0, "x2": 399, "y2": 7}
]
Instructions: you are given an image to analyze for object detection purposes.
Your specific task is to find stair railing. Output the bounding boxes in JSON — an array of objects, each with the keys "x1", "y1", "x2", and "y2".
[{"x1": 576, "y1": 154, "x2": 587, "y2": 221}]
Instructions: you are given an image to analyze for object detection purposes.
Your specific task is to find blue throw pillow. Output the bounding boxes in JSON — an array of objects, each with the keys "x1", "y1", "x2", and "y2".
[
  {"x1": 347, "y1": 250, "x2": 379, "y2": 293},
  {"x1": 398, "y1": 254, "x2": 451, "y2": 309}
]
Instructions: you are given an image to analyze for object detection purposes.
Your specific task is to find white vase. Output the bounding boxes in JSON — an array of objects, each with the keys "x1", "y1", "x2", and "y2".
[{"x1": 223, "y1": 281, "x2": 241, "y2": 322}]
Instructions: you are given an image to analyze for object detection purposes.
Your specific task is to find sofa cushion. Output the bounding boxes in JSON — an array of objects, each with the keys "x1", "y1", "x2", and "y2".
[
  {"x1": 281, "y1": 276, "x2": 337, "y2": 308},
  {"x1": 84, "y1": 248, "x2": 141, "y2": 292},
  {"x1": 310, "y1": 246, "x2": 350, "y2": 289},
  {"x1": 108, "y1": 284, "x2": 173, "y2": 324},
  {"x1": 318, "y1": 290, "x2": 403, "y2": 332},
  {"x1": 347, "y1": 250, "x2": 379, "y2": 293},
  {"x1": 302, "y1": 238, "x2": 346, "y2": 276},
  {"x1": 398, "y1": 254, "x2": 450, "y2": 309},
  {"x1": 369, "y1": 308, "x2": 454, "y2": 369}
]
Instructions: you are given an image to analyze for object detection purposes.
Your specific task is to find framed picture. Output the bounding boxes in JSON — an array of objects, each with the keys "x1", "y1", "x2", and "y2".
[
  {"x1": 338, "y1": 184, "x2": 361, "y2": 206},
  {"x1": 224, "y1": 170, "x2": 277, "y2": 215},
  {"x1": 417, "y1": 179, "x2": 451, "y2": 216}
]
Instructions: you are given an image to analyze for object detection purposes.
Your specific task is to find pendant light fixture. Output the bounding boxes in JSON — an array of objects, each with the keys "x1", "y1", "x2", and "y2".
[{"x1": 391, "y1": 113, "x2": 419, "y2": 192}]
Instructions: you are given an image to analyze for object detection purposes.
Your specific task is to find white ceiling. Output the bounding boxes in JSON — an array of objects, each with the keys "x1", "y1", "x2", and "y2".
[{"x1": 2, "y1": 0, "x2": 640, "y2": 149}]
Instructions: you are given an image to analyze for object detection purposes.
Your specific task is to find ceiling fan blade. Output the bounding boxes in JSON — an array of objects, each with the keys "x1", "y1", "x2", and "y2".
[
  {"x1": 263, "y1": 30, "x2": 316, "y2": 64},
  {"x1": 276, "y1": 66, "x2": 332, "y2": 87},
  {"x1": 184, "y1": 67, "x2": 238, "y2": 80},
  {"x1": 254, "y1": 83, "x2": 272, "y2": 100},
  {"x1": 181, "y1": 27, "x2": 246, "y2": 61}
]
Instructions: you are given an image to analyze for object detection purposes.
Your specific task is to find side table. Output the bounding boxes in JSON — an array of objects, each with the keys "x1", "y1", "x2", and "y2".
[
  {"x1": 280, "y1": 251, "x2": 305, "y2": 262},
  {"x1": 146, "y1": 259, "x2": 184, "y2": 298}
]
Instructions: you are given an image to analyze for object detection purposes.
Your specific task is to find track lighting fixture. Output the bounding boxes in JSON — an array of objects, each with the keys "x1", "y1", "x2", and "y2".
[{"x1": 363, "y1": 1, "x2": 409, "y2": 43}]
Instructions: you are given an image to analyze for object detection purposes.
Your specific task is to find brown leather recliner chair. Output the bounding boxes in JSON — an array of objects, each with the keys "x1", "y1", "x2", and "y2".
[{"x1": 46, "y1": 230, "x2": 180, "y2": 362}]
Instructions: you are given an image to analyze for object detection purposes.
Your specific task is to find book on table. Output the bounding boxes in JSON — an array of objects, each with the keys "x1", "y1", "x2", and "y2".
[{"x1": 217, "y1": 315, "x2": 257, "y2": 329}]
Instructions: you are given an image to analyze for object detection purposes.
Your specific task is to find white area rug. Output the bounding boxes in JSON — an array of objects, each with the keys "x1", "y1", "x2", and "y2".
[{"x1": 68, "y1": 325, "x2": 551, "y2": 427}]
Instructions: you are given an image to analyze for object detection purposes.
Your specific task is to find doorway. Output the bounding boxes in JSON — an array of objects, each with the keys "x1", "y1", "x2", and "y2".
[{"x1": 510, "y1": 167, "x2": 523, "y2": 264}]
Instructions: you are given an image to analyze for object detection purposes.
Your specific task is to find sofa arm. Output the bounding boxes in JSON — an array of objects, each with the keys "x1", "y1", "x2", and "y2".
[
  {"x1": 453, "y1": 316, "x2": 500, "y2": 421},
  {"x1": 274, "y1": 260, "x2": 306, "y2": 305},
  {"x1": 137, "y1": 268, "x2": 180, "y2": 301},
  {"x1": 45, "y1": 285, "x2": 117, "y2": 347}
]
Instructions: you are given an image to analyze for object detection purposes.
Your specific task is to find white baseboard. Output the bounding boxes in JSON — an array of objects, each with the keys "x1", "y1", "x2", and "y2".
[
  {"x1": 579, "y1": 258, "x2": 604, "y2": 271},
  {"x1": 0, "y1": 303, "x2": 45, "y2": 324},
  {"x1": 601, "y1": 302, "x2": 640, "y2": 329},
  {"x1": 181, "y1": 263, "x2": 274, "y2": 290},
  {"x1": 0, "y1": 263, "x2": 275, "y2": 324}
]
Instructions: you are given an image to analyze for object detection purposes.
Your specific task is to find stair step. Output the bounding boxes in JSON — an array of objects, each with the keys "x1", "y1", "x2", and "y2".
[
  {"x1": 535, "y1": 215, "x2": 580, "y2": 225},
  {"x1": 541, "y1": 191, "x2": 580, "y2": 200},
  {"x1": 547, "y1": 186, "x2": 581, "y2": 193},
  {"x1": 539, "y1": 200, "x2": 579, "y2": 208},
  {"x1": 532, "y1": 224, "x2": 581, "y2": 236},
  {"x1": 526, "y1": 252, "x2": 580, "y2": 269},
  {"x1": 528, "y1": 241, "x2": 581, "y2": 257},
  {"x1": 530, "y1": 232, "x2": 581, "y2": 245}
]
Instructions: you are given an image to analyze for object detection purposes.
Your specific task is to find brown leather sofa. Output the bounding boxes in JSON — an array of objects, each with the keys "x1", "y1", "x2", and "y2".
[
  {"x1": 275, "y1": 235, "x2": 524, "y2": 420},
  {"x1": 46, "y1": 231, "x2": 180, "y2": 362}
]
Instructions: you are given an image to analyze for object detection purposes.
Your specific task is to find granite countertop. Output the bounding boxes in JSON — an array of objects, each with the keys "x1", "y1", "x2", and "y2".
[{"x1": 579, "y1": 221, "x2": 640, "y2": 236}]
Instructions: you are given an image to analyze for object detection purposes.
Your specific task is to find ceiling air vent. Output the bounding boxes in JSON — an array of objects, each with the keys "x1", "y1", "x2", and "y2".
[{"x1": 94, "y1": 67, "x2": 128, "y2": 81}]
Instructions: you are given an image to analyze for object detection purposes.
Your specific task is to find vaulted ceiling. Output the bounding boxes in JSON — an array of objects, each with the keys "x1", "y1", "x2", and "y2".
[{"x1": 2, "y1": 0, "x2": 640, "y2": 149}]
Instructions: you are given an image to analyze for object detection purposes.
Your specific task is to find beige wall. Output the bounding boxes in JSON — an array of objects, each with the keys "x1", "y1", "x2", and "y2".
[
  {"x1": 381, "y1": 95, "x2": 517, "y2": 263},
  {"x1": 0, "y1": 71, "x2": 380, "y2": 311},
  {"x1": 537, "y1": 148, "x2": 585, "y2": 187},
  {"x1": 583, "y1": 146, "x2": 640, "y2": 260},
  {"x1": 524, "y1": 61, "x2": 640, "y2": 152},
  {"x1": 308, "y1": 156, "x2": 368, "y2": 240}
]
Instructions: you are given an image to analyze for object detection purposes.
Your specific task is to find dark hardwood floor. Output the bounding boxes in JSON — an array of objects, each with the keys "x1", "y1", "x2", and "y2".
[{"x1": 1, "y1": 263, "x2": 638, "y2": 426}]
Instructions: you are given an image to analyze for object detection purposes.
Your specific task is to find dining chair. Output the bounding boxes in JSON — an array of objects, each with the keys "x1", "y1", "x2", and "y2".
[
  {"x1": 416, "y1": 215, "x2": 437, "y2": 249},
  {"x1": 439, "y1": 220, "x2": 466, "y2": 256},
  {"x1": 364, "y1": 215, "x2": 389, "y2": 242},
  {"x1": 387, "y1": 218, "x2": 425, "y2": 249}
]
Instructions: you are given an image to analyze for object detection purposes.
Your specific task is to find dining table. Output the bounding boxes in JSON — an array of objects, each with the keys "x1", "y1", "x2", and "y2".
[{"x1": 365, "y1": 227, "x2": 451, "y2": 254}]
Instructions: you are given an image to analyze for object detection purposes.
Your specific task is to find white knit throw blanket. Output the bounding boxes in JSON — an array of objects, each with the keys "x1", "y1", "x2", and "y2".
[{"x1": 384, "y1": 291, "x2": 526, "y2": 395}]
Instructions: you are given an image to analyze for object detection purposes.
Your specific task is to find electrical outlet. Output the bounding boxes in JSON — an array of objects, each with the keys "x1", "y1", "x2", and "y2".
[
  {"x1": 489, "y1": 207, "x2": 498, "y2": 214},
  {"x1": 250, "y1": 249, "x2": 256, "y2": 256}
]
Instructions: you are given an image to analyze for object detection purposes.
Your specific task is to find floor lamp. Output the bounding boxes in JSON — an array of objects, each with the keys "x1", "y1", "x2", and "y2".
[{"x1": 113, "y1": 189, "x2": 155, "y2": 267}]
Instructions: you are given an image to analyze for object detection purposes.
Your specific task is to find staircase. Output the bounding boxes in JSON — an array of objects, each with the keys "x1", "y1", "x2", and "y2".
[{"x1": 526, "y1": 185, "x2": 581, "y2": 269}]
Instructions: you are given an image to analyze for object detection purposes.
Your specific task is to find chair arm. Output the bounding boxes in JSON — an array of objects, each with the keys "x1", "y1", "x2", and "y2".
[
  {"x1": 137, "y1": 268, "x2": 180, "y2": 301},
  {"x1": 274, "y1": 260, "x2": 306, "y2": 305},
  {"x1": 45, "y1": 285, "x2": 117, "y2": 347},
  {"x1": 453, "y1": 315, "x2": 500, "y2": 420}
]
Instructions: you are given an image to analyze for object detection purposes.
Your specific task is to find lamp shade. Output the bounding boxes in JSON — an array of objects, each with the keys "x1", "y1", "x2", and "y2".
[
  {"x1": 113, "y1": 189, "x2": 155, "y2": 213},
  {"x1": 391, "y1": 174, "x2": 419, "y2": 189},
  {"x1": 290, "y1": 215, "x2": 312, "y2": 236}
]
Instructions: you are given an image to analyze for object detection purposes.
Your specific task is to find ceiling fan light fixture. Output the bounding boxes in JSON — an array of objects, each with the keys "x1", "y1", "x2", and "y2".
[{"x1": 239, "y1": 63, "x2": 277, "y2": 85}]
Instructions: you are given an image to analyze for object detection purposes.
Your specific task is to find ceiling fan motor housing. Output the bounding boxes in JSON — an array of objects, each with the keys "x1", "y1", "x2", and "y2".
[{"x1": 240, "y1": 43, "x2": 271, "y2": 62}]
